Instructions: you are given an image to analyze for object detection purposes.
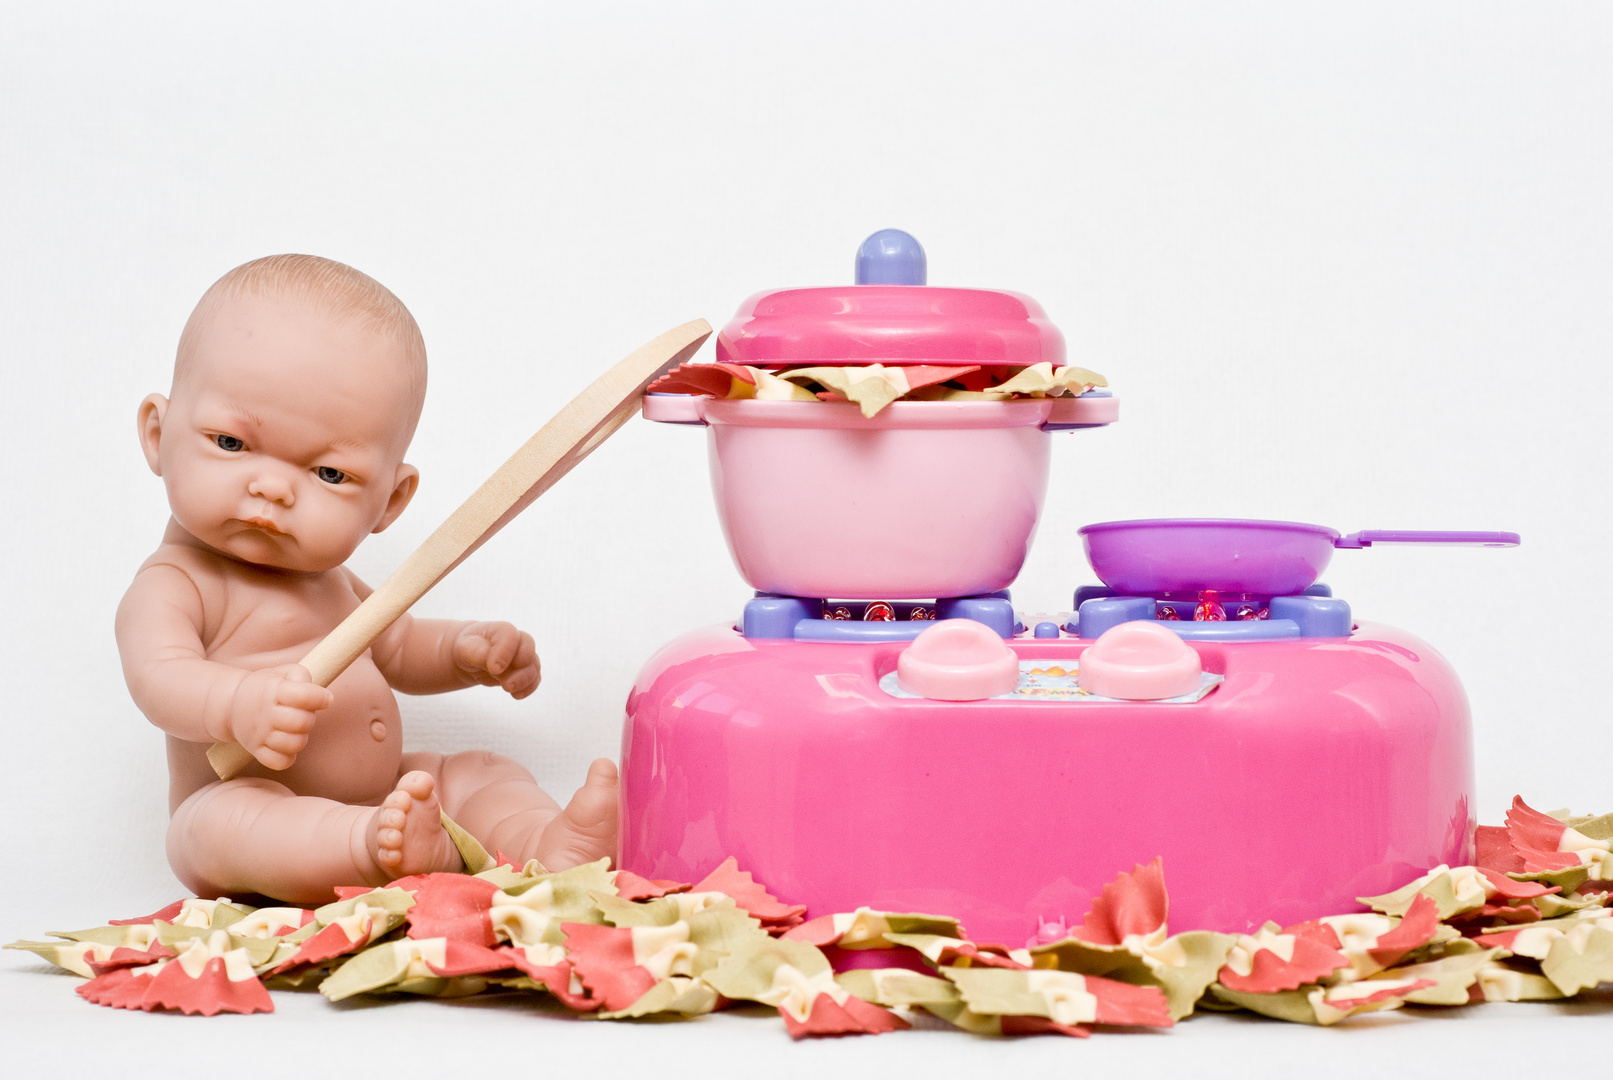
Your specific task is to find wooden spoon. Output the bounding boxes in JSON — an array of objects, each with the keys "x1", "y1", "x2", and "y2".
[{"x1": 206, "y1": 318, "x2": 713, "y2": 779}]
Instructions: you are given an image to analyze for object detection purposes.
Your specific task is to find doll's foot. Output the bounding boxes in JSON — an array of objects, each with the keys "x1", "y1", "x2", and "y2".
[
  {"x1": 370, "y1": 771, "x2": 463, "y2": 879},
  {"x1": 535, "y1": 758, "x2": 619, "y2": 871}
]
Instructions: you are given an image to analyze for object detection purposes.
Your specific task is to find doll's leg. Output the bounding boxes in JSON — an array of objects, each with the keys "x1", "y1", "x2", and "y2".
[
  {"x1": 167, "y1": 774, "x2": 461, "y2": 905},
  {"x1": 403, "y1": 751, "x2": 618, "y2": 870}
]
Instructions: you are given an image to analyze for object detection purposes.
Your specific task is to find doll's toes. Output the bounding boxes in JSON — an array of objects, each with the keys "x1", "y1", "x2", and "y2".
[{"x1": 535, "y1": 759, "x2": 619, "y2": 870}]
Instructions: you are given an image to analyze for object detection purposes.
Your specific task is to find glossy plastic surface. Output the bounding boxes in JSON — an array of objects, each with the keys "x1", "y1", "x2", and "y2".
[
  {"x1": 1336, "y1": 529, "x2": 1520, "y2": 549},
  {"x1": 704, "y1": 399, "x2": 1052, "y2": 599},
  {"x1": 1074, "y1": 594, "x2": 1353, "y2": 641},
  {"x1": 716, "y1": 286, "x2": 1065, "y2": 368},
  {"x1": 1081, "y1": 519, "x2": 1340, "y2": 595},
  {"x1": 855, "y1": 229, "x2": 927, "y2": 285},
  {"x1": 621, "y1": 621, "x2": 1475, "y2": 942},
  {"x1": 1075, "y1": 621, "x2": 1202, "y2": 700},
  {"x1": 1081, "y1": 519, "x2": 1520, "y2": 595},
  {"x1": 896, "y1": 620, "x2": 1020, "y2": 700}
]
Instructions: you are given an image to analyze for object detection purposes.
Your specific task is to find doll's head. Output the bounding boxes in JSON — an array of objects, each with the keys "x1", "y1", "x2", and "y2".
[{"x1": 139, "y1": 255, "x2": 428, "y2": 572}]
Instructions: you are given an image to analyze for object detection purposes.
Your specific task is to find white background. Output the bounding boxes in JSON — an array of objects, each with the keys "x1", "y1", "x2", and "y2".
[{"x1": 1, "y1": 1, "x2": 1608, "y2": 1072}]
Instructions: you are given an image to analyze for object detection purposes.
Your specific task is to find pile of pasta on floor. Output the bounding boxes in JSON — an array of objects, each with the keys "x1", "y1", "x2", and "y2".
[{"x1": 8, "y1": 797, "x2": 1610, "y2": 1037}]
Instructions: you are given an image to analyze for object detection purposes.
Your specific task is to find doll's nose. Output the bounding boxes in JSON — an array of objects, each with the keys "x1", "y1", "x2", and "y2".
[{"x1": 247, "y1": 468, "x2": 296, "y2": 506}]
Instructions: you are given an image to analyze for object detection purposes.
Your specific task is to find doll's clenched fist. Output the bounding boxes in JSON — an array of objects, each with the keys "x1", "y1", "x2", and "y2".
[
  {"x1": 452, "y1": 621, "x2": 541, "y2": 699},
  {"x1": 226, "y1": 665, "x2": 333, "y2": 770}
]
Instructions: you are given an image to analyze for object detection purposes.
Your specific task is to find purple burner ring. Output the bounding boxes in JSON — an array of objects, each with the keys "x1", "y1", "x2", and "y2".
[{"x1": 1079, "y1": 518, "x2": 1518, "y2": 596}]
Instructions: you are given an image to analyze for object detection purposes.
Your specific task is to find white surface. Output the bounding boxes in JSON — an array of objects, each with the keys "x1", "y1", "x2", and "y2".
[
  {"x1": 1, "y1": 0, "x2": 1609, "y2": 1063},
  {"x1": 0, "y1": 952, "x2": 1609, "y2": 1079}
]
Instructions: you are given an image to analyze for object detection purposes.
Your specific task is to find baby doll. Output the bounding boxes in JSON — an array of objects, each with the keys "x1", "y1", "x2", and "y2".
[{"x1": 117, "y1": 254, "x2": 618, "y2": 905}]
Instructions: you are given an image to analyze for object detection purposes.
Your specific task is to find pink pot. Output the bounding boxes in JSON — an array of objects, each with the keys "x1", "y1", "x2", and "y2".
[
  {"x1": 705, "y1": 398, "x2": 1051, "y2": 600},
  {"x1": 640, "y1": 230, "x2": 1119, "y2": 600},
  {"x1": 643, "y1": 393, "x2": 1117, "y2": 600}
]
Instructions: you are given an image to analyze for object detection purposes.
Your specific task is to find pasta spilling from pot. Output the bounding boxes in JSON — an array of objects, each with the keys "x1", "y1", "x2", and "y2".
[{"x1": 648, "y1": 362, "x2": 1108, "y2": 419}]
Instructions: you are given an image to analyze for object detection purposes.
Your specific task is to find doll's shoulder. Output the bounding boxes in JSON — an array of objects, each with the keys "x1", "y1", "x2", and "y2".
[{"x1": 124, "y1": 541, "x2": 231, "y2": 618}]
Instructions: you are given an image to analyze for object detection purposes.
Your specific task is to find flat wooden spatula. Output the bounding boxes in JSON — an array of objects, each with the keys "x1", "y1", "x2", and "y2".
[{"x1": 207, "y1": 318, "x2": 712, "y2": 780}]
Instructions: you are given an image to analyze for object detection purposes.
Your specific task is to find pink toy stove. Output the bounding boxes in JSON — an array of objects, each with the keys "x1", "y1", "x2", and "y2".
[
  {"x1": 622, "y1": 611, "x2": 1473, "y2": 942},
  {"x1": 621, "y1": 231, "x2": 1506, "y2": 945}
]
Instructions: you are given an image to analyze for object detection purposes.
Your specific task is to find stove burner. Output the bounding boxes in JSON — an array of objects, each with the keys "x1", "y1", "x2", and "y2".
[
  {"x1": 1072, "y1": 585, "x2": 1351, "y2": 641},
  {"x1": 742, "y1": 583, "x2": 1352, "y2": 643},
  {"x1": 742, "y1": 593, "x2": 1015, "y2": 641}
]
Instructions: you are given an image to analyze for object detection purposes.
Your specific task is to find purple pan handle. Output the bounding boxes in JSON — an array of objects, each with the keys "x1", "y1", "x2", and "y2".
[{"x1": 1334, "y1": 530, "x2": 1520, "y2": 550}]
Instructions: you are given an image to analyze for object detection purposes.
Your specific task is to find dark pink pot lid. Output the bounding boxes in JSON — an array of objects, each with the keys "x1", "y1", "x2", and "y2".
[{"x1": 716, "y1": 230, "x2": 1065, "y2": 368}]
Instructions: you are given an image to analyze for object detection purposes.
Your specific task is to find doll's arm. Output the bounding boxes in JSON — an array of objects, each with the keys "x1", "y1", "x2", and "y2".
[
  {"x1": 115, "y1": 564, "x2": 331, "y2": 767},
  {"x1": 351, "y1": 571, "x2": 541, "y2": 698}
]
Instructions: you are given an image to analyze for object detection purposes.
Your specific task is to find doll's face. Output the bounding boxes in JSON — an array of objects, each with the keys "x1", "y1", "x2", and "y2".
[{"x1": 142, "y1": 292, "x2": 421, "y2": 573}]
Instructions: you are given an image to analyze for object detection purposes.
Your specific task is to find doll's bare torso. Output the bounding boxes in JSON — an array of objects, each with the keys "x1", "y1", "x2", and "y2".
[{"x1": 149, "y1": 541, "x2": 404, "y2": 812}]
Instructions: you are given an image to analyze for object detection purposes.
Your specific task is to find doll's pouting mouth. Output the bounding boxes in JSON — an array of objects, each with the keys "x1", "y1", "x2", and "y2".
[{"x1": 233, "y1": 515, "x2": 287, "y2": 536}]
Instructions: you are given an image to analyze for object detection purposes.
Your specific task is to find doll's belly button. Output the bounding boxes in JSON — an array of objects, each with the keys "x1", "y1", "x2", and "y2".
[{"x1": 370, "y1": 719, "x2": 387, "y2": 742}]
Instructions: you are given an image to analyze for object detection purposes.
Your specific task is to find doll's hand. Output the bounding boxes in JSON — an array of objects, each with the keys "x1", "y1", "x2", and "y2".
[
  {"x1": 227, "y1": 665, "x2": 333, "y2": 770},
  {"x1": 453, "y1": 622, "x2": 541, "y2": 699}
]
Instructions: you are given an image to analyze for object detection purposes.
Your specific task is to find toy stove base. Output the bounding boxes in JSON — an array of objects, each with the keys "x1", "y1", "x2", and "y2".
[{"x1": 619, "y1": 618, "x2": 1474, "y2": 943}]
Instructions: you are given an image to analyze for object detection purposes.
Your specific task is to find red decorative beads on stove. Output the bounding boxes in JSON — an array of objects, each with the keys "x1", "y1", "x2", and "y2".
[
  {"x1": 1194, "y1": 591, "x2": 1226, "y2": 622},
  {"x1": 864, "y1": 601, "x2": 896, "y2": 622}
]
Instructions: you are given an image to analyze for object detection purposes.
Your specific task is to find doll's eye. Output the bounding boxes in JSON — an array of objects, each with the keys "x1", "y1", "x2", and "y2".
[
  {"x1": 215, "y1": 434, "x2": 245, "y2": 452},
  {"x1": 316, "y1": 466, "x2": 347, "y2": 485}
]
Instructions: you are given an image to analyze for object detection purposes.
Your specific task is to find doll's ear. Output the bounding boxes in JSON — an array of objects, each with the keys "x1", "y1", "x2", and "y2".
[
  {"x1": 373, "y1": 463, "x2": 419, "y2": 533},
  {"x1": 138, "y1": 394, "x2": 168, "y2": 476}
]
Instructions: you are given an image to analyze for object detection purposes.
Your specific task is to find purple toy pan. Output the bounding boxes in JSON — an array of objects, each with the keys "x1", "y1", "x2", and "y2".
[{"x1": 1078, "y1": 518, "x2": 1520, "y2": 596}]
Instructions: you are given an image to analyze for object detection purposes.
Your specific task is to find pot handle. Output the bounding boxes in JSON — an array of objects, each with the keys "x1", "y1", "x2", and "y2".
[
  {"x1": 642, "y1": 392, "x2": 708, "y2": 426},
  {"x1": 1334, "y1": 530, "x2": 1520, "y2": 549},
  {"x1": 1041, "y1": 392, "x2": 1119, "y2": 431}
]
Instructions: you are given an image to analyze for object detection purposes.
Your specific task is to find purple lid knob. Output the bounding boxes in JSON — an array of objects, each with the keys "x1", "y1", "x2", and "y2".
[{"x1": 855, "y1": 229, "x2": 927, "y2": 285}]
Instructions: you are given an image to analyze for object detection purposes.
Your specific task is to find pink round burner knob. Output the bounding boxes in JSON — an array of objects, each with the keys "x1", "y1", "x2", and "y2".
[
  {"x1": 1077, "y1": 621, "x2": 1202, "y2": 701},
  {"x1": 897, "y1": 619, "x2": 1019, "y2": 701}
]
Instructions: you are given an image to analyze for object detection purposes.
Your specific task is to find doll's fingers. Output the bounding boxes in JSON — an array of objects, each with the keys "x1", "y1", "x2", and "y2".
[
  {"x1": 265, "y1": 721, "x2": 312, "y2": 746},
  {"x1": 504, "y1": 658, "x2": 541, "y2": 698},
  {"x1": 455, "y1": 631, "x2": 492, "y2": 672},
  {"x1": 252, "y1": 747, "x2": 294, "y2": 770},
  {"x1": 484, "y1": 627, "x2": 522, "y2": 676},
  {"x1": 270, "y1": 707, "x2": 318, "y2": 734},
  {"x1": 509, "y1": 634, "x2": 537, "y2": 676},
  {"x1": 278, "y1": 682, "x2": 333, "y2": 711},
  {"x1": 262, "y1": 729, "x2": 309, "y2": 754},
  {"x1": 523, "y1": 655, "x2": 544, "y2": 695}
]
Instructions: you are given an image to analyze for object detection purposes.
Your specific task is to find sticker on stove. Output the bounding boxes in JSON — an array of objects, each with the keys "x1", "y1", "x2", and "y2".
[{"x1": 877, "y1": 660, "x2": 1223, "y2": 703}]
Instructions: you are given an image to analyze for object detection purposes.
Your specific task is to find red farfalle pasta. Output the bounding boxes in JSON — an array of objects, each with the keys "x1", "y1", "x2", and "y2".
[
  {"x1": 783, "y1": 992, "x2": 910, "y2": 1038},
  {"x1": 81, "y1": 932, "x2": 273, "y2": 1016},
  {"x1": 613, "y1": 870, "x2": 691, "y2": 902},
  {"x1": 692, "y1": 858, "x2": 806, "y2": 932},
  {"x1": 405, "y1": 873, "x2": 499, "y2": 946},
  {"x1": 562, "y1": 922, "x2": 704, "y2": 1012},
  {"x1": 1362, "y1": 894, "x2": 1442, "y2": 968},
  {"x1": 108, "y1": 901, "x2": 187, "y2": 926},
  {"x1": 1073, "y1": 858, "x2": 1169, "y2": 945},
  {"x1": 83, "y1": 944, "x2": 177, "y2": 976},
  {"x1": 1218, "y1": 921, "x2": 1349, "y2": 994}
]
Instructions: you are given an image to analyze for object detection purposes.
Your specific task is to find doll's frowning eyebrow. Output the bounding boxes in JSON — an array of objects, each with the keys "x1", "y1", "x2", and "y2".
[{"x1": 216, "y1": 401, "x2": 264, "y2": 428}]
